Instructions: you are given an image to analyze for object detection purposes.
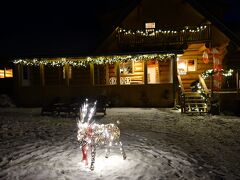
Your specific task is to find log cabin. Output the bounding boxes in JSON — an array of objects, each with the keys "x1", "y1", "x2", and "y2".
[{"x1": 8, "y1": 0, "x2": 240, "y2": 114}]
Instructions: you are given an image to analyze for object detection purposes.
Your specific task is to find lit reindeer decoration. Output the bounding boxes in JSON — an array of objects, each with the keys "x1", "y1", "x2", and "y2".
[{"x1": 77, "y1": 99, "x2": 127, "y2": 171}]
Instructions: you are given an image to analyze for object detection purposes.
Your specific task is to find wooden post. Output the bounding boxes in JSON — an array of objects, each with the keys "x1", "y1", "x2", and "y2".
[
  {"x1": 210, "y1": 75, "x2": 214, "y2": 98},
  {"x1": 144, "y1": 61, "x2": 148, "y2": 85},
  {"x1": 40, "y1": 64, "x2": 45, "y2": 87},
  {"x1": 16, "y1": 64, "x2": 22, "y2": 88},
  {"x1": 65, "y1": 65, "x2": 70, "y2": 87},
  {"x1": 236, "y1": 70, "x2": 239, "y2": 95},
  {"x1": 207, "y1": 23, "x2": 212, "y2": 48},
  {"x1": 39, "y1": 64, "x2": 45, "y2": 105},
  {"x1": 116, "y1": 62, "x2": 120, "y2": 85},
  {"x1": 90, "y1": 64, "x2": 94, "y2": 86},
  {"x1": 172, "y1": 55, "x2": 178, "y2": 110},
  {"x1": 106, "y1": 64, "x2": 109, "y2": 85}
]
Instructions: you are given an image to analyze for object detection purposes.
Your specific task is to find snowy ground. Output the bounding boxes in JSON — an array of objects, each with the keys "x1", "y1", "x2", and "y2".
[{"x1": 1, "y1": 107, "x2": 240, "y2": 180}]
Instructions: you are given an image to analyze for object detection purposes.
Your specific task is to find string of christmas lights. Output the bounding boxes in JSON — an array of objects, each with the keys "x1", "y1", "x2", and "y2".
[
  {"x1": 196, "y1": 82, "x2": 208, "y2": 101},
  {"x1": 201, "y1": 69, "x2": 233, "y2": 79},
  {"x1": 13, "y1": 54, "x2": 174, "y2": 67},
  {"x1": 118, "y1": 25, "x2": 208, "y2": 36}
]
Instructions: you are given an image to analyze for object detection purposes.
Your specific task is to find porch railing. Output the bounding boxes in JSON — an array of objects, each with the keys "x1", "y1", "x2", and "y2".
[
  {"x1": 177, "y1": 75, "x2": 186, "y2": 113},
  {"x1": 116, "y1": 24, "x2": 211, "y2": 49},
  {"x1": 199, "y1": 75, "x2": 210, "y2": 95}
]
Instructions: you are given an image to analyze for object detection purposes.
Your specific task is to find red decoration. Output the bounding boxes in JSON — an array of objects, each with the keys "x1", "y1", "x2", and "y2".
[
  {"x1": 82, "y1": 145, "x2": 88, "y2": 165},
  {"x1": 202, "y1": 50, "x2": 209, "y2": 64},
  {"x1": 211, "y1": 48, "x2": 222, "y2": 90},
  {"x1": 81, "y1": 126, "x2": 93, "y2": 166}
]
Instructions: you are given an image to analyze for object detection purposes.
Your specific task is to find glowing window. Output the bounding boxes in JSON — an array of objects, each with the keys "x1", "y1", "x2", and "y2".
[
  {"x1": 177, "y1": 59, "x2": 197, "y2": 75},
  {"x1": 177, "y1": 60, "x2": 187, "y2": 75},
  {"x1": 0, "y1": 68, "x2": 13, "y2": 78},
  {"x1": 5, "y1": 69, "x2": 13, "y2": 78},
  {"x1": 0, "y1": 69, "x2": 4, "y2": 78},
  {"x1": 187, "y1": 59, "x2": 197, "y2": 72}
]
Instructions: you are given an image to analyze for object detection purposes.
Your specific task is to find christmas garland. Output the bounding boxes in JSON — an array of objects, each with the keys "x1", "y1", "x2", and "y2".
[
  {"x1": 13, "y1": 53, "x2": 174, "y2": 67},
  {"x1": 201, "y1": 69, "x2": 233, "y2": 79},
  {"x1": 118, "y1": 25, "x2": 208, "y2": 36}
]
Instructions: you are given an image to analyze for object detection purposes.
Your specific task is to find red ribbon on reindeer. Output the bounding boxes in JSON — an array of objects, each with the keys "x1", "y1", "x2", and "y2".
[{"x1": 82, "y1": 126, "x2": 93, "y2": 165}]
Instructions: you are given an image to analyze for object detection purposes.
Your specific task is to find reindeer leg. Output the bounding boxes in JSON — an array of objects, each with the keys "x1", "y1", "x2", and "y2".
[
  {"x1": 82, "y1": 144, "x2": 88, "y2": 165},
  {"x1": 105, "y1": 145, "x2": 110, "y2": 158},
  {"x1": 119, "y1": 141, "x2": 127, "y2": 160},
  {"x1": 90, "y1": 143, "x2": 96, "y2": 171}
]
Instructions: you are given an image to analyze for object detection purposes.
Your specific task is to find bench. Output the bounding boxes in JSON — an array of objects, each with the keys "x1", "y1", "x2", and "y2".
[{"x1": 41, "y1": 96, "x2": 108, "y2": 117}]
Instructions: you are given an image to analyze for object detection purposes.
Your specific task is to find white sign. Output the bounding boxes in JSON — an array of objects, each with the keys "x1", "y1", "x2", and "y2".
[{"x1": 145, "y1": 22, "x2": 155, "y2": 29}]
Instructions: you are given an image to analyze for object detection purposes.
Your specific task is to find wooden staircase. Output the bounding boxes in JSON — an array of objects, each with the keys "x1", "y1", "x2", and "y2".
[
  {"x1": 178, "y1": 75, "x2": 210, "y2": 114},
  {"x1": 182, "y1": 92, "x2": 208, "y2": 114}
]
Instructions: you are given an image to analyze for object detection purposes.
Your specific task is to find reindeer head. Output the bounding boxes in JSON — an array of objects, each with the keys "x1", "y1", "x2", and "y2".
[{"x1": 77, "y1": 99, "x2": 96, "y2": 145}]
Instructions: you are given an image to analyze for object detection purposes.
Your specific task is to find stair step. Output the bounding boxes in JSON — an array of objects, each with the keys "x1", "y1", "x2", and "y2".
[
  {"x1": 185, "y1": 98, "x2": 205, "y2": 101},
  {"x1": 187, "y1": 107, "x2": 207, "y2": 109},
  {"x1": 185, "y1": 96, "x2": 202, "y2": 99},
  {"x1": 185, "y1": 103, "x2": 207, "y2": 105},
  {"x1": 185, "y1": 95, "x2": 202, "y2": 97},
  {"x1": 184, "y1": 92, "x2": 200, "y2": 95},
  {"x1": 185, "y1": 98, "x2": 205, "y2": 100},
  {"x1": 185, "y1": 101, "x2": 206, "y2": 103},
  {"x1": 186, "y1": 107, "x2": 207, "y2": 110}
]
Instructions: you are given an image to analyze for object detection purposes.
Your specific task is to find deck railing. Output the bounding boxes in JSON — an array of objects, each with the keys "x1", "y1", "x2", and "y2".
[
  {"x1": 199, "y1": 75, "x2": 210, "y2": 95},
  {"x1": 116, "y1": 24, "x2": 211, "y2": 49}
]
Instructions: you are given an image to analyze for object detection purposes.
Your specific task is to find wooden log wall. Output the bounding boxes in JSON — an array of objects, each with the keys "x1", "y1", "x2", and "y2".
[
  {"x1": 159, "y1": 60, "x2": 171, "y2": 83},
  {"x1": 108, "y1": 64, "x2": 116, "y2": 78},
  {"x1": 69, "y1": 66, "x2": 90, "y2": 86},
  {"x1": 44, "y1": 66, "x2": 64, "y2": 86},
  {"x1": 179, "y1": 44, "x2": 213, "y2": 91},
  {"x1": 130, "y1": 61, "x2": 144, "y2": 84},
  {"x1": 30, "y1": 66, "x2": 41, "y2": 86},
  {"x1": 94, "y1": 64, "x2": 107, "y2": 85}
]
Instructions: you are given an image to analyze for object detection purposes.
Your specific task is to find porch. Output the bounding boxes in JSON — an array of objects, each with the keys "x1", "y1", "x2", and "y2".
[{"x1": 13, "y1": 54, "x2": 176, "y2": 107}]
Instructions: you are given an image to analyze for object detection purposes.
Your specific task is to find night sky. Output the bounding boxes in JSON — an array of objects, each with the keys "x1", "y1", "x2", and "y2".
[
  {"x1": 0, "y1": 0, "x2": 239, "y2": 60},
  {"x1": 191, "y1": 0, "x2": 240, "y2": 30},
  {"x1": 0, "y1": 0, "x2": 130, "y2": 59}
]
